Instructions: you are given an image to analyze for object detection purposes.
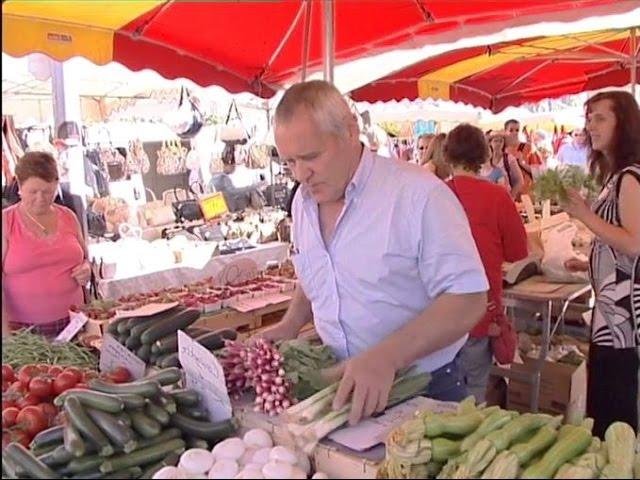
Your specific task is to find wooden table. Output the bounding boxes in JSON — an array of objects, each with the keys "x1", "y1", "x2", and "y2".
[{"x1": 495, "y1": 275, "x2": 592, "y2": 412}]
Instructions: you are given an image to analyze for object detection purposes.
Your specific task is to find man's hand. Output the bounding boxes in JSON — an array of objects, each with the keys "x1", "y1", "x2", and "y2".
[
  {"x1": 71, "y1": 261, "x2": 91, "y2": 286},
  {"x1": 332, "y1": 349, "x2": 396, "y2": 426}
]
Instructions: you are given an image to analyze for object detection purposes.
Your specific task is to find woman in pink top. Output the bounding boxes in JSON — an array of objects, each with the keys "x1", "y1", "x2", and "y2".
[{"x1": 2, "y1": 152, "x2": 91, "y2": 338}]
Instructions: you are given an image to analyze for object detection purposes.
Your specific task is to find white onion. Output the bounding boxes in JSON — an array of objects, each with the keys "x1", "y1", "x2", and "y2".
[
  {"x1": 251, "y1": 447, "x2": 272, "y2": 465},
  {"x1": 312, "y1": 473, "x2": 329, "y2": 479},
  {"x1": 243, "y1": 429, "x2": 273, "y2": 449},
  {"x1": 212, "y1": 438, "x2": 246, "y2": 461},
  {"x1": 208, "y1": 459, "x2": 239, "y2": 479},
  {"x1": 269, "y1": 446, "x2": 298, "y2": 465},
  {"x1": 289, "y1": 466, "x2": 307, "y2": 479},
  {"x1": 238, "y1": 447, "x2": 257, "y2": 466},
  {"x1": 179, "y1": 449, "x2": 215, "y2": 474},
  {"x1": 262, "y1": 461, "x2": 293, "y2": 479},
  {"x1": 152, "y1": 466, "x2": 187, "y2": 479}
]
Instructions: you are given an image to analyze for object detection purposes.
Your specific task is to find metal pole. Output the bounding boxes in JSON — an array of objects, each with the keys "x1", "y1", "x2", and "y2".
[
  {"x1": 301, "y1": 0, "x2": 312, "y2": 82},
  {"x1": 631, "y1": 27, "x2": 637, "y2": 98},
  {"x1": 323, "y1": 0, "x2": 335, "y2": 84}
]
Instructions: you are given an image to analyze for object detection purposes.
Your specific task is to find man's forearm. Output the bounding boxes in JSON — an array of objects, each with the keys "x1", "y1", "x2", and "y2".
[
  {"x1": 372, "y1": 292, "x2": 487, "y2": 371},
  {"x1": 279, "y1": 284, "x2": 314, "y2": 334}
]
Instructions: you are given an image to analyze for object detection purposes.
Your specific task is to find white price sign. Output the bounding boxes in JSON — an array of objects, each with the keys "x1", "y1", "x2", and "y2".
[
  {"x1": 99, "y1": 334, "x2": 146, "y2": 380},
  {"x1": 54, "y1": 311, "x2": 88, "y2": 343},
  {"x1": 178, "y1": 330, "x2": 232, "y2": 422}
]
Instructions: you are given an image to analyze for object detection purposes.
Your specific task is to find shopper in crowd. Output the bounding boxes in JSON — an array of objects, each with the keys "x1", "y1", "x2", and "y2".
[
  {"x1": 557, "y1": 128, "x2": 589, "y2": 171},
  {"x1": 563, "y1": 90, "x2": 640, "y2": 437},
  {"x1": 416, "y1": 133, "x2": 435, "y2": 166},
  {"x1": 261, "y1": 80, "x2": 488, "y2": 425},
  {"x1": 444, "y1": 124, "x2": 528, "y2": 402},
  {"x1": 485, "y1": 132, "x2": 524, "y2": 199},
  {"x1": 504, "y1": 119, "x2": 542, "y2": 197},
  {"x1": 422, "y1": 133, "x2": 450, "y2": 180},
  {"x1": 1, "y1": 152, "x2": 90, "y2": 338}
]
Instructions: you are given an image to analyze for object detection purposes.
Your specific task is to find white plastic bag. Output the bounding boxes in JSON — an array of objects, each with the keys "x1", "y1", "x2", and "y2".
[{"x1": 540, "y1": 221, "x2": 589, "y2": 283}]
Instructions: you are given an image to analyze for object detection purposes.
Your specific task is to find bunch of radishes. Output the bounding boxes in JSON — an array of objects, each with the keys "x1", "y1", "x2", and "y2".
[{"x1": 220, "y1": 339, "x2": 294, "y2": 416}]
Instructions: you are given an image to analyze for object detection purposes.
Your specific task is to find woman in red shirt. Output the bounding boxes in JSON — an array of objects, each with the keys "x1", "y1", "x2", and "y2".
[{"x1": 444, "y1": 124, "x2": 529, "y2": 403}]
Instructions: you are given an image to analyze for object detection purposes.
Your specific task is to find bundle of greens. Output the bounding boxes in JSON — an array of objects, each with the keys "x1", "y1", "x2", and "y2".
[
  {"x1": 279, "y1": 339, "x2": 337, "y2": 401},
  {"x1": 533, "y1": 166, "x2": 598, "y2": 204}
]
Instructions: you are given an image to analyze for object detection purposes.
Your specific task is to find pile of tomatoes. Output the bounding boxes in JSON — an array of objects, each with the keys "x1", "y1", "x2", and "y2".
[{"x1": 2, "y1": 364, "x2": 131, "y2": 448}]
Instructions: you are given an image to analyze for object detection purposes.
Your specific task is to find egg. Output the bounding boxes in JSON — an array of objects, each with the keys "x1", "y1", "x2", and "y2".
[
  {"x1": 208, "y1": 459, "x2": 239, "y2": 479},
  {"x1": 179, "y1": 448, "x2": 215, "y2": 474},
  {"x1": 269, "y1": 446, "x2": 298, "y2": 465},
  {"x1": 251, "y1": 447, "x2": 272, "y2": 465},
  {"x1": 212, "y1": 437, "x2": 246, "y2": 461},
  {"x1": 243, "y1": 429, "x2": 274, "y2": 449},
  {"x1": 262, "y1": 461, "x2": 293, "y2": 479}
]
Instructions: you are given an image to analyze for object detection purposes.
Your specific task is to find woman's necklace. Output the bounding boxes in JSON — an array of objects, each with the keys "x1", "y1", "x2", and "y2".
[{"x1": 22, "y1": 206, "x2": 51, "y2": 235}]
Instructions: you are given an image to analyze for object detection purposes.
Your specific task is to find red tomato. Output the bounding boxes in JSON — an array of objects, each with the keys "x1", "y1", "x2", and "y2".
[
  {"x1": 62, "y1": 367, "x2": 83, "y2": 383},
  {"x1": 18, "y1": 365, "x2": 40, "y2": 388},
  {"x1": 38, "y1": 403, "x2": 58, "y2": 427},
  {"x1": 81, "y1": 370, "x2": 99, "y2": 382},
  {"x1": 2, "y1": 397, "x2": 17, "y2": 410},
  {"x1": 36, "y1": 364, "x2": 50, "y2": 374},
  {"x1": 106, "y1": 367, "x2": 131, "y2": 384},
  {"x1": 16, "y1": 393, "x2": 41, "y2": 410},
  {"x1": 53, "y1": 372, "x2": 77, "y2": 395},
  {"x1": 2, "y1": 364, "x2": 15, "y2": 383},
  {"x1": 28, "y1": 376, "x2": 53, "y2": 398},
  {"x1": 8, "y1": 381, "x2": 25, "y2": 394},
  {"x1": 9, "y1": 428, "x2": 31, "y2": 447},
  {"x1": 16, "y1": 406, "x2": 47, "y2": 437},
  {"x1": 47, "y1": 366, "x2": 63, "y2": 376},
  {"x1": 73, "y1": 383, "x2": 89, "y2": 390},
  {"x1": 2, "y1": 432, "x2": 11, "y2": 449},
  {"x1": 2, "y1": 381, "x2": 9, "y2": 393},
  {"x1": 2, "y1": 407, "x2": 19, "y2": 428}
]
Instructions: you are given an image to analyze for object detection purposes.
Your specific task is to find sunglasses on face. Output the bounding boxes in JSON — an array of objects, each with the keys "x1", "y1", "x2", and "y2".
[{"x1": 418, "y1": 146, "x2": 428, "y2": 150}]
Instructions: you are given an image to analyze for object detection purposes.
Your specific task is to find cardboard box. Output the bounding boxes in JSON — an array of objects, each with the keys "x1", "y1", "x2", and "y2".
[{"x1": 507, "y1": 357, "x2": 586, "y2": 417}]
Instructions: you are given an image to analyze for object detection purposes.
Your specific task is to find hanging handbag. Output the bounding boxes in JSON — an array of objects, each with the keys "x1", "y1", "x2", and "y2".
[
  {"x1": 171, "y1": 184, "x2": 203, "y2": 222},
  {"x1": 165, "y1": 86, "x2": 204, "y2": 139},
  {"x1": 138, "y1": 188, "x2": 176, "y2": 227},
  {"x1": 220, "y1": 100, "x2": 248, "y2": 142}
]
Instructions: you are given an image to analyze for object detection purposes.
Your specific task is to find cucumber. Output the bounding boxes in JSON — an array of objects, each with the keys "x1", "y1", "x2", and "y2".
[
  {"x1": 129, "y1": 409, "x2": 162, "y2": 438},
  {"x1": 186, "y1": 437, "x2": 210, "y2": 450},
  {"x1": 139, "y1": 452, "x2": 181, "y2": 479},
  {"x1": 149, "y1": 352, "x2": 159, "y2": 365},
  {"x1": 103, "y1": 466, "x2": 143, "y2": 479},
  {"x1": 116, "y1": 318, "x2": 133, "y2": 334},
  {"x1": 70, "y1": 471, "x2": 105, "y2": 479},
  {"x1": 170, "y1": 413, "x2": 237, "y2": 442},
  {"x1": 118, "y1": 393, "x2": 146, "y2": 409},
  {"x1": 116, "y1": 412, "x2": 132, "y2": 427},
  {"x1": 125, "y1": 335, "x2": 141, "y2": 350},
  {"x1": 64, "y1": 396, "x2": 114, "y2": 457},
  {"x1": 179, "y1": 405, "x2": 208, "y2": 420},
  {"x1": 144, "y1": 367, "x2": 182, "y2": 386},
  {"x1": 63, "y1": 421, "x2": 86, "y2": 457},
  {"x1": 30, "y1": 425, "x2": 65, "y2": 451},
  {"x1": 186, "y1": 326, "x2": 210, "y2": 337},
  {"x1": 169, "y1": 389, "x2": 200, "y2": 407},
  {"x1": 54, "y1": 389, "x2": 125, "y2": 413},
  {"x1": 117, "y1": 333, "x2": 129, "y2": 344},
  {"x1": 153, "y1": 333, "x2": 179, "y2": 354},
  {"x1": 100, "y1": 439, "x2": 186, "y2": 473},
  {"x1": 140, "y1": 308, "x2": 200, "y2": 345},
  {"x1": 137, "y1": 343, "x2": 152, "y2": 362},
  {"x1": 129, "y1": 314, "x2": 165, "y2": 339},
  {"x1": 107, "y1": 317, "x2": 128, "y2": 336},
  {"x1": 157, "y1": 352, "x2": 181, "y2": 368},
  {"x1": 194, "y1": 328, "x2": 238, "y2": 350},
  {"x1": 145, "y1": 400, "x2": 171, "y2": 426},
  {"x1": 86, "y1": 407, "x2": 138, "y2": 453},
  {"x1": 65, "y1": 453, "x2": 104, "y2": 475},
  {"x1": 31, "y1": 442, "x2": 60, "y2": 458},
  {"x1": 155, "y1": 391, "x2": 177, "y2": 414},
  {"x1": 2, "y1": 455, "x2": 20, "y2": 479},
  {"x1": 136, "y1": 427, "x2": 182, "y2": 449},
  {"x1": 4, "y1": 442, "x2": 62, "y2": 479},
  {"x1": 38, "y1": 445, "x2": 74, "y2": 467},
  {"x1": 88, "y1": 378, "x2": 161, "y2": 397}
]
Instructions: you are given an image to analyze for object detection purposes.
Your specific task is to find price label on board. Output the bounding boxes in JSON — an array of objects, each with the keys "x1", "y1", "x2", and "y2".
[
  {"x1": 178, "y1": 330, "x2": 232, "y2": 421},
  {"x1": 99, "y1": 334, "x2": 146, "y2": 380},
  {"x1": 54, "y1": 311, "x2": 88, "y2": 343},
  {"x1": 199, "y1": 192, "x2": 229, "y2": 221}
]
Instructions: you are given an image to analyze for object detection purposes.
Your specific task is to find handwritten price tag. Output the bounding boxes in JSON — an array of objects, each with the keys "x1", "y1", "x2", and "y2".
[
  {"x1": 178, "y1": 330, "x2": 232, "y2": 422},
  {"x1": 99, "y1": 334, "x2": 146, "y2": 380},
  {"x1": 54, "y1": 311, "x2": 88, "y2": 343}
]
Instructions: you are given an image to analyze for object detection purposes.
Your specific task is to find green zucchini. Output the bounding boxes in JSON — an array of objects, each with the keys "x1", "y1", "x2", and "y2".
[
  {"x1": 129, "y1": 409, "x2": 162, "y2": 438},
  {"x1": 157, "y1": 352, "x2": 181, "y2": 368},
  {"x1": 140, "y1": 308, "x2": 200, "y2": 345},
  {"x1": 136, "y1": 427, "x2": 182, "y2": 449},
  {"x1": 107, "y1": 317, "x2": 128, "y2": 335},
  {"x1": 2, "y1": 454, "x2": 20, "y2": 479},
  {"x1": 139, "y1": 452, "x2": 181, "y2": 479},
  {"x1": 194, "y1": 328, "x2": 238, "y2": 350},
  {"x1": 118, "y1": 393, "x2": 146, "y2": 409},
  {"x1": 54, "y1": 389, "x2": 125, "y2": 413},
  {"x1": 125, "y1": 335, "x2": 141, "y2": 350},
  {"x1": 129, "y1": 315, "x2": 164, "y2": 339},
  {"x1": 65, "y1": 453, "x2": 105, "y2": 475},
  {"x1": 186, "y1": 437, "x2": 210, "y2": 450},
  {"x1": 155, "y1": 391, "x2": 177, "y2": 414},
  {"x1": 115, "y1": 412, "x2": 132, "y2": 427},
  {"x1": 169, "y1": 413, "x2": 237, "y2": 441},
  {"x1": 149, "y1": 352, "x2": 159, "y2": 365},
  {"x1": 88, "y1": 378, "x2": 161, "y2": 397},
  {"x1": 117, "y1": 333, "x2": 129, "y2": 345},
  {"x1": 137, "y1": 343, "x2": 152, "y2": 362},
  {"x1": 30, "y1": 425, "x2": 65, "y2": 451},
  {"x1": 31, "y1": 442, "x2": 60, "y2": 458},
  {"x1": 64, "y1": 396, "x2": 114, "y2": 457},
  {"x1": 178, "y1": 405, "x2": 208, "y2": 420},
  {"x1": 145, "y1": 400, "x2": 171, "y2": 426},
  {"x1": 511, "y1": 424, "x2": 560, "y2": 465},
  {"x1": 460, "y1": 410, "x2": 517, "y2": 452},
  {"x1": 144, "y1": 367, "x2": 182, "y2": 386},
  {"x1": 70, "y1": 470, "x2": 105, "y2": 479},
  {"x1": 432, "y1": 438, "x2": 463, "y2": 463},
  {"x1": 169, "y1": 389, "x2": 201, "y2": 407},
  {"x1": 116, "y1": 318, "x2": 133, "y2": 334},
  {"x1": 99, "y1": 439, "x2": 186, "y2": 473},
  {"x1": 86, "y1": 407, "x2": 138, "y2": 453},
  {"x1": 4, "y1": 442, "x2": 62, "y2": 479},
  {"x1": 63, "y1": 421, "x2": 86, "y2": 457},
  {"x1": 186, "y1": 326, "x2": 210, "y2": 337},
  {"x1": 37, "y1": 445, "x2": 74, "y2": 467},
  {"x1": 102, "y1": 466, "x2": 143, "y2": 479},
  {"x1": 424, "y1": 411, "x2": 484, "y2": 438}
]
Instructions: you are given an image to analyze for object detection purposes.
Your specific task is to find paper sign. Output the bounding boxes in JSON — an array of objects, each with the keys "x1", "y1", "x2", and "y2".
[
  {"x1": 115, "y1": 302, "x2": 179, "y2": 319},
  {"x1": 328, "y1": 396, "x2": 457, "y2": 452},
  {"x1": 199, "y1": 192, "x2": 229, "y2": 221},
  {"x1": 99, "y1": 334, "x2": 146, "y2": 380},
  {"x1": 54, "y1": 311, "x2": 88, "y2": 343},
  {"x1": 178, "y1": 330, "x2": 232, "y2": 422}
]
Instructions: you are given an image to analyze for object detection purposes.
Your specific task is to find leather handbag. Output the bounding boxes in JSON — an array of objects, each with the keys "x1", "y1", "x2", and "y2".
[
  {"x1": 171, "y1": 185, "x2": 203, "y2": 222},
  {"x1": 220, "y1": 100, "x2": 248, "y2": 142},
  {"x1": 166, "y1": 86, "x2": 204, "y2": 140},
  {"x1": 490, "y1": 307, "x2": 518, "y2": 365},
  {"x1": 138, "y1": 188, "x2": 176, "y2": 227}
]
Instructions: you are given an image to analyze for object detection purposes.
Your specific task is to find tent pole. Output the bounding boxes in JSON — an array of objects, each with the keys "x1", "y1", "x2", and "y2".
[
  {"x1": 301, "y1": 0, "x2": 312, "y2": 82},
  {"x1": 323, "y1": 0, "x2": 335, "y2": 84},
  {"x1": 631, "y1": 27, "x2": 637, "y2": 99}
]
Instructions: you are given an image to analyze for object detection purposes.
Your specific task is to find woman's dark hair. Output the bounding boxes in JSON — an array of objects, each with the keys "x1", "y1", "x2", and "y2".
[
  {"x1": 585, "y1": 90, "x2": 640, "y2": 184},
  {"x1": 15, "y1": 151, "x2": 59, "y2": 184},
  {"x1": 444, "y1": 123, "x2": 489, "y2": 174}
]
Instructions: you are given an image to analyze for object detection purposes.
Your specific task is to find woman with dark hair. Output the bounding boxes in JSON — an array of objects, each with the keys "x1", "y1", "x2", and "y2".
[
  {"x1": 563, "y1": 90, "x2": 640, "y2": 437},
  {"x1": 444, "y1": 124, "x2": 528, "y2": 402}
]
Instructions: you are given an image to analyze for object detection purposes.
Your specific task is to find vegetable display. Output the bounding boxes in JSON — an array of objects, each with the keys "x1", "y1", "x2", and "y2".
[{"x1": 533, "y1": 165, "x2": 598, "y2": 204}]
